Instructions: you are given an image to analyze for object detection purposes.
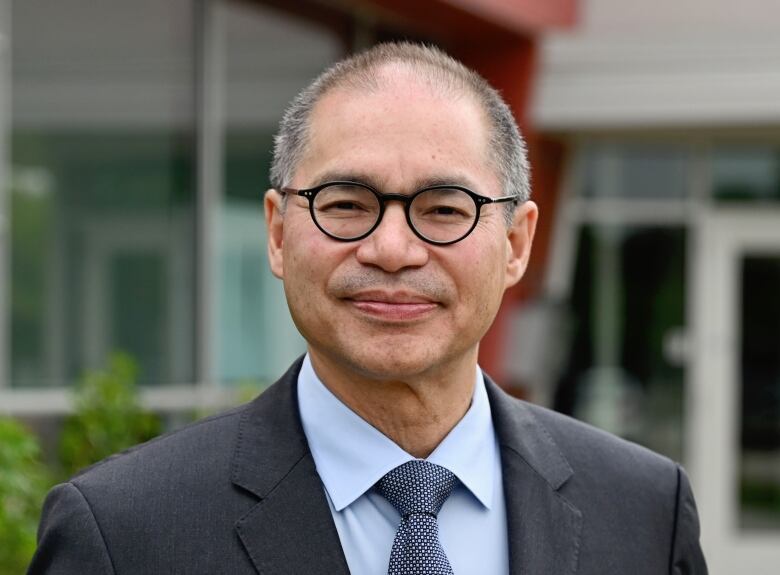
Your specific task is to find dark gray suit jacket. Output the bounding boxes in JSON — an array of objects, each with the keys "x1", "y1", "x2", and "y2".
[{"x1": 29, "y1": 359, "x2": 707, "y2": 574}]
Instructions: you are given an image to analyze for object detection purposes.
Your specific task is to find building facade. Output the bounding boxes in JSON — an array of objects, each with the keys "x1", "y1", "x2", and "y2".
[
  {"x1": 2, "y1": 1, "x2": 778, "y2": 571},
  {"x1": 0, "y1": 0, "x2": 573, "y2": 409},
  {"x1": 0, "y1": 0, "x2": 574, "y2": 461},
  {"x1": 530, "y1": 1, "x2": 780, "y2": 572}
]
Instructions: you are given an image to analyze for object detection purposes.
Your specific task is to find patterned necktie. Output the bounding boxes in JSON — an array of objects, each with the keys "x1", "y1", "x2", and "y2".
[{"x1": 377, "y1": 460, "x2": 458, "y2": 575}]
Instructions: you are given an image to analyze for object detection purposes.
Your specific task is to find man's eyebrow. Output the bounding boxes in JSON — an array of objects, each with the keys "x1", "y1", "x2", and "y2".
[
  {"x1": 310, "y1": 170, "x2": 382, "y2": 188},
  {"x1": 309, "y1": 170, "x2": 482, "y2": 193},
  {"x1": 416, "y1": 175, "x2": 481, "y2": 190}
]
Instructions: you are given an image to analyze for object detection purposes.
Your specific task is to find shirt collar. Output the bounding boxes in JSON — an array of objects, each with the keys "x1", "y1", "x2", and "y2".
[{"x1": 297, "y1": 354, "x2": 497, "y2": 512}]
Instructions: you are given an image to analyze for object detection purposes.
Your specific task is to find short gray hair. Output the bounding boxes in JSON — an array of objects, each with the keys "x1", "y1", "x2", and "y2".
[{"x1": 270, "y1": 42, "x2": 530, "y2": 224}]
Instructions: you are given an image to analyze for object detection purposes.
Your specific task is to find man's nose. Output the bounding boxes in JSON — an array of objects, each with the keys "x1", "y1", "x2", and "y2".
[{"x1": 355, "y1": 203, "x2": 429, "y2": 272}]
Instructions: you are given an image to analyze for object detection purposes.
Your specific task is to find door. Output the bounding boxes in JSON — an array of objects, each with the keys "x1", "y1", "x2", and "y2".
[{"x1": 691, "y1": 210, "x2": 780, "y2": 574}]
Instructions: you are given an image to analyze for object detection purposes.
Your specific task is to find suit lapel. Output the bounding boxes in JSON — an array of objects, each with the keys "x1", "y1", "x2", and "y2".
[
  {"x1": 228, "y1": 361, "x2": 581, "y2": 574},
  {"x1": 485, "y1": 377, "x2": 583, "y2": 575},
  {"x1": 231, "y1": 360, "x2": 350, "y2": 575}
]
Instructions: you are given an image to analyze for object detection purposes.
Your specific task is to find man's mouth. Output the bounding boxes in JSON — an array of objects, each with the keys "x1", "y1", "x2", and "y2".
[{"x1": 345, "y1": 290, "x2": 439, "y2": 320}]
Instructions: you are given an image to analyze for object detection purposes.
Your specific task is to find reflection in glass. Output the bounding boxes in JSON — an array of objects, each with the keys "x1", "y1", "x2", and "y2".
[
  {"x1": 740, "y1": 255, "x2": 780, "y2": 530},
  {"x1": 218, "y1": 3, "x2": 342, "y2": 385},
  {"x1": 579, "y1": 144, "x2": 690, "y2": 199},
  {"x1": 555, "y1": 225, "x2": 687, "y2": 461},
  {"x1": 9, "y1": 0, "x2": 196, "y2": 386},
  {"x1": 713, "y1": 146, "x2": 780, "y2": 203}
]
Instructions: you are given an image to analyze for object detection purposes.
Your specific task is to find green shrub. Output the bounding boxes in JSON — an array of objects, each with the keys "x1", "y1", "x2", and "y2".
[
  {"x1": 59, "y1": 352, "x2": 161, "y2": 477},
  {"x1": 0, "y1": 417, "x2": 51, "y2": 574}
]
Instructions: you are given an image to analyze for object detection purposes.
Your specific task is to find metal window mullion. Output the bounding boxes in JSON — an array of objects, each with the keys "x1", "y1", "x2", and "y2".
[
  {"x1": 194, "y1": 0, "x2": 223, "y2": 396},
  {"x1": 0, "y1": 0, "x2": 11, "y2": 393},
  {"x1": 543, "y1": 143, "x2": 582, "y2": 302}
]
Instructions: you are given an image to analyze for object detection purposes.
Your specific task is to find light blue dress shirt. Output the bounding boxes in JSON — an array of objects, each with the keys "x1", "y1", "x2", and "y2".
[{"x1": 297, "y1": 354, "x2": 509, "y2": 575}]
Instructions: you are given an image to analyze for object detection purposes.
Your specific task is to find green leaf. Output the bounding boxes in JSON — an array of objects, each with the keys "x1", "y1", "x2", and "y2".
[{"x1": 58, "y1": 352, "x2": 161, "y2": 477}]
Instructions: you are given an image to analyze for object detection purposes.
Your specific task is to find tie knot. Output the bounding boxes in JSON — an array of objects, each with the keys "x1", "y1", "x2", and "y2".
[{"x1": 377, "y1": 460, "x2": 457, "y2": 518}]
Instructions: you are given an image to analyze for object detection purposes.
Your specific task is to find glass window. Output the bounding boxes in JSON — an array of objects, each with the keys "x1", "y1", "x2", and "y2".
[
  {"x1": 579, "y1": 143, "x2": 691, "y2": 199},
  {"x1": 554, "y1": 225, "x2": 687, "y2": 461},
  {"x1": 9, "y1": 0, "x2": 196, "y2": 386},
  {"x1": 739, "y1": 255, "x2": 780, "y2": 530},
  {"x1": 712, "y1": 146, "x2": 780, "y2": 203},
  {"x1": 216, "y1": 2, "x2": 343, "y2": 386}
]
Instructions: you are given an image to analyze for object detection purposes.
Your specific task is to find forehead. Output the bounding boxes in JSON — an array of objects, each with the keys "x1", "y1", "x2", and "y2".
[{"x1": 296, "y1": 68, "x2": 498, "y2": 192}]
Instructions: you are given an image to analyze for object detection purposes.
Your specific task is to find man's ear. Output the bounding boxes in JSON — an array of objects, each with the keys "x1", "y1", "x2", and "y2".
[
  {"x1": 264, "y1": 189, "x2": 285, "y2": 279},
  {"x1": 504, "y1": 200, "x2": 538, "y2": 289}
]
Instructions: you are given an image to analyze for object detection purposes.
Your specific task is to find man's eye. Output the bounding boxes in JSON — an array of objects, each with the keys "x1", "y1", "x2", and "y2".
[
  {"x1": 331, "y1": 201, "x2": 361, "y2": 211},
  {"x1": 432, "y1": 206, "x2": 458, "y2": 215},
  {"x1": 413, "y1": 188, "x2": 475, "y2": 221},
  {"x1": 421, "y1": 204, "x2": 470, "y2": 218},
  {"x1": 317, "y1": 199, "x2": 373, "y2": 214}
]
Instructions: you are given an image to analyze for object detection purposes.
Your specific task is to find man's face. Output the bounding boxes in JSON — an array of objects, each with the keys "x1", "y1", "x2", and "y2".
[{"x1": 266, "y1": 68, "x2": 537, "y2": 382}]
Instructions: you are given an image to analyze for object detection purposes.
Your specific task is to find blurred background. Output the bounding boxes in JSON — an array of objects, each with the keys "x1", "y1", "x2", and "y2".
[{"x1": 0, "y1": 1, "x2": 778, "y2": 573}]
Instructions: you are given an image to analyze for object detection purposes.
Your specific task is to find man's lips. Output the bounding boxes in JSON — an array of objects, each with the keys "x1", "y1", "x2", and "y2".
[
  {"x1": 348, "y1": 290, "x2": 436, "y2": 305},
  {"x1": 344, "y1": 291, "x2": 439, "y2": 320}
]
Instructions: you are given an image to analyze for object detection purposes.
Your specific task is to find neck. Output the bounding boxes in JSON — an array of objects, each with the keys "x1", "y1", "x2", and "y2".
[{"x1": 308, "y1": 350, "x2": 477, "y2": 459}]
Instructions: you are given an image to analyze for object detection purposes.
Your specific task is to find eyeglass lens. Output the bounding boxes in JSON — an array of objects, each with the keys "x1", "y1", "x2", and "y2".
[{"x1": 312, "y1": 183, "x2": 479, "y2": 243}]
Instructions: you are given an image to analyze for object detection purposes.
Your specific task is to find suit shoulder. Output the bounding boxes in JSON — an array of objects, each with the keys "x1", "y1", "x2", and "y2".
[
  {"x1": 70, "y1": 401, "x2": 250, "y2": 488},
  {"x1": 506, "y1": 397, "x2": 680, "y2": 488}
]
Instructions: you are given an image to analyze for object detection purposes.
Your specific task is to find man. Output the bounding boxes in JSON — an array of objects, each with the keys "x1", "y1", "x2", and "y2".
[{"x1": 30, "y1": 43, "x2": 707, "y2": 574}]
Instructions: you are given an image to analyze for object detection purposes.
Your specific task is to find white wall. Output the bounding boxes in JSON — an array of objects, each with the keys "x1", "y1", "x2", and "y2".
[
  {"x1": 581, "y1": 0, "x2": 780, "y2": 34},
  {"x1": 533, "y1": 0, "x2": 780, "y2": 129},
  {"x1": 11, "y1": 0, "x2": 338, "y2": 129}
]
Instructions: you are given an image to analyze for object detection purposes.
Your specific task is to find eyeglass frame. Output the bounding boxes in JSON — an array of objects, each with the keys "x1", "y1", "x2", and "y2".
[{"x1": 276, "y1": 180, "x2": 520, "y2": 246}]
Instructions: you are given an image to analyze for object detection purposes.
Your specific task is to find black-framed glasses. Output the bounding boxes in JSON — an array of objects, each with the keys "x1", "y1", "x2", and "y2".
[{"x1": 277, "y1": 181, "x2": 518, "y2": 246}]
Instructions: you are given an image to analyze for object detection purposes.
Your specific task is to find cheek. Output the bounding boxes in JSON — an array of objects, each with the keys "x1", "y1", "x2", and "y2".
[
  {"x1": 283, "y1": 217, "x2": 325, "y2": 275},
  {"x1": 281, "y1": 257, "x2": 329, "y2": 343},
  {"x1": 281, "y1": 227, "x2": 352, "y2": 305},
  {"x1": 460, "y1": 244, "x2": 507, "y2": 315}
]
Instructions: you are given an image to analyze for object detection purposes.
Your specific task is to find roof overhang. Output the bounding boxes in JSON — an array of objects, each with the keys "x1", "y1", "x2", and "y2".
[{"x1": 354, "y1": 0, "x2": 577, "y2": 41}]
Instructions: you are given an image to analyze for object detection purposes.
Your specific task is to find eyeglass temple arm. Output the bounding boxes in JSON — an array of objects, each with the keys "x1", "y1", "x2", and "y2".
[{"x1": 482, "y1": 194, "x2": 520, "y2": 205}]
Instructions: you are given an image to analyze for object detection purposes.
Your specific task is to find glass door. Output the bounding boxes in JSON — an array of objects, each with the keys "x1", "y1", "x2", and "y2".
[{"x1": 692, "y1": 210, "x2": 780, "y2": 574}]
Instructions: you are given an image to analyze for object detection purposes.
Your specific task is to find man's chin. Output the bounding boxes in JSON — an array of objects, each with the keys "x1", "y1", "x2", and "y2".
[{"x1": 336, "y1": 343, "x2": 451, "y2": 382}]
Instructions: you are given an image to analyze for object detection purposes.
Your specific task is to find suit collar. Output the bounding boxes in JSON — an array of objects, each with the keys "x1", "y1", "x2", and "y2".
[
  {"x1": 299, "y1": 354, "x2": 498, "y2": 512},
  {"x1": 231, "y1": 361, "x2": 575, "y2": 498},
  {"x1": 230, "y1": 360, "x2": 581, "y2": 575},
  {"x1": 485, "y1": 375, "x2": 583, "y2": 575},
  {"x1": 231, "y1": 358, "x2": 350, "y2": 575},
  {"x1": 485, "y1": 375, "x2": 573, "y2": 490}
]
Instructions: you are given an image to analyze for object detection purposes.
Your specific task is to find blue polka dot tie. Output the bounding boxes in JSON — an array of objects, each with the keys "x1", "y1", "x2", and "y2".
[{"x1": 377, "y1": 460, "x2": 458, "y2": 575}]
